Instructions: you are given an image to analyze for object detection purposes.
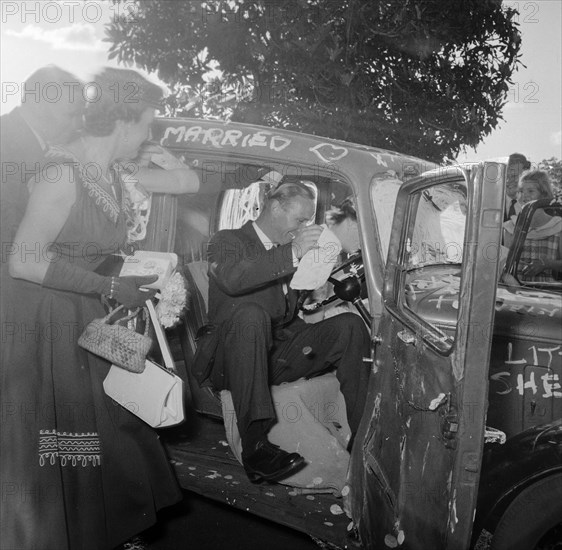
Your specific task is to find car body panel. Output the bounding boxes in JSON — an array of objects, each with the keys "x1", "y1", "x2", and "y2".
[
  {"x1": 145, "y1": 117, "x2": 562, "y2": 548},
  {"x1": 346, "y1": 163, "x2": 504, "y2": 549},
  {"x1": 472, "y1": 418, "x2": 562, "y2": 549}
]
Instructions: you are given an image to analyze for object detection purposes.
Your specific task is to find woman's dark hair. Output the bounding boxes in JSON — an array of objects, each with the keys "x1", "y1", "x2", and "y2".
[
  {"x1": 325, "y1": 195, "x2": 357, "y2": 225},
  {"x1": 508, "y1": 153, "x2": 531, "y2": 170},
  {"x1": 83, "y1": 67, "x2": 163, "y2": 137}
]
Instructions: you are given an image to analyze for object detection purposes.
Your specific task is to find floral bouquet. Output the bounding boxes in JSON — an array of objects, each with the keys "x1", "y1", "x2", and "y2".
[{"x1": 154, "y1": 271, "x2": 189, "y2": 328}]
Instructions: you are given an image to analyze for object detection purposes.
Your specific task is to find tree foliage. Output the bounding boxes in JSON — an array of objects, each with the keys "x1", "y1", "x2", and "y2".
[
  {"x1": 539, "y1": 157, "x2": 562, "y2": 192},
  {"x1": 106, "y1": 0, "x2": 523, "y2": 162}
]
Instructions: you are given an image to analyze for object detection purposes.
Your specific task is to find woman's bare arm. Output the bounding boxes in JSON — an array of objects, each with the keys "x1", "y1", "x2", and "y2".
[
  {"x1": 9, "y1": 165, "x2": 76, "y2": 283},
  {"x1": 132, "y1": 165, "x2": 200, "y2": 194},
  {"x1": 120, "y1": 144, "x2": 200, "y2": 194}
]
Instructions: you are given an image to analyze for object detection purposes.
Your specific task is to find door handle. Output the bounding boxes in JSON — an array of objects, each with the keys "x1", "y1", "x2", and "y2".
[{"x1": 397, "y1": 329, "x2": 416, "y2": 345}]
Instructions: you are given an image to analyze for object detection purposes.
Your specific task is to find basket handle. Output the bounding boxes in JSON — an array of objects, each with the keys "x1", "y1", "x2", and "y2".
[
  {"x1": 103, "y1": 305, "x2": 144, "y2": 327},
  {"x1": 102, "y1": 304, "x2": 125, "y2": 323},
  {"x1": 145, "y1": 299, "x2": 176, "y2": 373}
]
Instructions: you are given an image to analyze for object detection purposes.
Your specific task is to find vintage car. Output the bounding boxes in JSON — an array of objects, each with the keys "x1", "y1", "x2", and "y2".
[{"x1": 139, "y1": 117, "x2": 562, "y2": 550}]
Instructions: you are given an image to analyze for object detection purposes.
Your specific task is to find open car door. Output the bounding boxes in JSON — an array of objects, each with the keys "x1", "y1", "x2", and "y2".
[{"x1": 355, "y1": 163, "x2": 504, "y2": 549}]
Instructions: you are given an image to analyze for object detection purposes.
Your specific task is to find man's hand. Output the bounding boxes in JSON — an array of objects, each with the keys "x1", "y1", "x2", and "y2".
[{"x1": 291, "y1": 225, "x2": 323, "y2": 259}]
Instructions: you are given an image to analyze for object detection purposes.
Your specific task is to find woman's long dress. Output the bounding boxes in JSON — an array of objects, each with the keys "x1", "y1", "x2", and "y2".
[{"x1": 0, "y1": 155, "x2": 181, "y2": 549}]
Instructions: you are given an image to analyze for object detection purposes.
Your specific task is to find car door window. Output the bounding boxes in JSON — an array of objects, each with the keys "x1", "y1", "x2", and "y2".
[
  {"x1": 218, "y1": 175, "x2": 319, "y2": 230},
  {"x1": 218, "y1": 182, "x2": 263, "y2": 229},
  {"x1": 400, "y1": 181, "x2": 468, "y2": 350}
]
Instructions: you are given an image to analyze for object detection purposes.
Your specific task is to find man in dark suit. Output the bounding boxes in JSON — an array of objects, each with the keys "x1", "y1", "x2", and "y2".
[
  {"x1": 1, "y1": 65, "x2": 83, "y2": 243},
  {"x1": 194, "y1": 182, "x2": 371, "y2": 483},
  {"x1": 504, "y1": 153, "x2": 531, "y2": 222}
]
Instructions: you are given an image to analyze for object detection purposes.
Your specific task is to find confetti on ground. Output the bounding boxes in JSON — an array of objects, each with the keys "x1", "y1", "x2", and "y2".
[
  {"x1": 205, "y1": 471, "x2": 221, "y2": 479},
  {"x1": 219, "y1": 440, "x2": 229, "y2": 447},
  {"x1": 347, "y1": 522, "x2": 354, "y2": 531},
  {"x1": 341, "y1": 485, "x2": 350, "y2": 497},
  {"x1": 312, "y1": 477, "x2": 323, "y2": 485},
  {"x1": 306, "y1": 495, "x2": 315, "y2": 501},
  {"x1": 265, "y1": 492, "x2": 275, "y2": 497},
  {"x1": 324, "y1": 522, "x2": 334, "y2": 527},
  {"x1": 188, "y1": 466, "x2": 196, "y2": 471},
  {"x1": 288, "y1": 490, "x2": 298, "y2": 496},
  {"x1": 224, "y1": 475, "x2": 233, "y2": 480},
  {"x1": 330, "y1": 504, "x2": 344, "y2": 515},
  {"x1": 384, "y1": 534, "x2": 398, "y2": 548}
]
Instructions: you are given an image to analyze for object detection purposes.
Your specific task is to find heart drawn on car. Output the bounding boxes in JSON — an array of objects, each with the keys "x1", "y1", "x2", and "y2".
[{"x1": 309, "y1": 143, "x2": 349, "y2": 162}]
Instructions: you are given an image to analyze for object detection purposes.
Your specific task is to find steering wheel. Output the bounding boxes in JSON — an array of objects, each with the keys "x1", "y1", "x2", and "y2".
[{"x1": 300, "y1": 253, "x2": 365, "y2": 311}]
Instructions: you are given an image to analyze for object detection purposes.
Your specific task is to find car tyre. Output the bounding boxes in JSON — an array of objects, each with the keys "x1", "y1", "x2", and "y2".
[{"x1": 490, "y1": 473, "x2": 562, "y2": 550}]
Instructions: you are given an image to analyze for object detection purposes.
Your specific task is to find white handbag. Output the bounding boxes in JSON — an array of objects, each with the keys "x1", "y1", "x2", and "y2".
[{"x1": 103, "y1": 299, "x2": 185, "y2": 428}]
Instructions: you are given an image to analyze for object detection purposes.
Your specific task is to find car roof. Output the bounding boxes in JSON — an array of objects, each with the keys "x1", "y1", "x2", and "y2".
[{"x1": 151, "y1": 116, "x2": 438, "y2": 185}]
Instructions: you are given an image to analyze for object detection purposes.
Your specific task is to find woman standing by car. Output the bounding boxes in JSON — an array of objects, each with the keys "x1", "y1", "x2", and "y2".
[
  {"x1": 503, "y1": 169, "x2": 562, "y2": 282},
  {"x1": 1, "y1": 68, "x2": 181, "y2": 550}
]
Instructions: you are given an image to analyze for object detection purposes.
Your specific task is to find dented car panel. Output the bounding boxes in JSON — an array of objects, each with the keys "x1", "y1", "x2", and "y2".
[
  {"x1": 406, "y1": 276, "x2": 562, "y2": 439},
  {"x1": 347, "y1": 164, "x2": 503, "y2": 549}
]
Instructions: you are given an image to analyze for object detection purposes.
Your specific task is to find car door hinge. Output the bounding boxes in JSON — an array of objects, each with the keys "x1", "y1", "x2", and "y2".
[{"x1": 441, "y1": 408, "x2": 459, "y2": 450}]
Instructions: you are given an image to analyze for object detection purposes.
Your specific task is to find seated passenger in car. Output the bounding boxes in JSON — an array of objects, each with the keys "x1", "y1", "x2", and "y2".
[
  {"x1": 303, "y1": 196, "x2": 366, "y2": 320},
  {"x1": 325, "y1": 195, "x2": 361, "y2": 255}
]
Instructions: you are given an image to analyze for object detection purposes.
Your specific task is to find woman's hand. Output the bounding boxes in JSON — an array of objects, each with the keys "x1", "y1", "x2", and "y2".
[
  {"x1": 136, "y1": 143, "x2": 187, "y2": 171},
  {"x1": 149, "y1": 147, "x2": 188, "y2": 171},
  {"x1": 521, "y1": 259, "x2": 547, "y2": 277},
  {"x1": 113, "y1": 275, "x2": 158, "y2": 308},
  {"x1": 135, "y1": 143, "x2": 163, "y2": 168},
  {"x1": 123, "y1": 144, "x2": 200, "y2": 194}
]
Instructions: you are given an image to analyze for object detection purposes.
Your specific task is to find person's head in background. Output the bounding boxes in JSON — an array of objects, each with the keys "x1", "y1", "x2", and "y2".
[
  {"x1": 82, "y1": 67, "x2": 163, "y2": 162},
  {"x1": 518, "y1": 170, "x2": 554, "y2": 205},
  {"x1": 325, "y1": 196, "x2": 360, "y2": 254},
  {"x1": 506, "y1": 153, "x2": 531, "y2": 201},
  {"x1": 19, "y1": 65, "x2": 84, "y2": 145}
]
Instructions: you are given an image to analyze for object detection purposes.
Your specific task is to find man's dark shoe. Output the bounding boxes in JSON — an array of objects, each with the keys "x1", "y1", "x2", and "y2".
[{"x1": 243, "y1": 439, "x2": 306, "y2": 484}]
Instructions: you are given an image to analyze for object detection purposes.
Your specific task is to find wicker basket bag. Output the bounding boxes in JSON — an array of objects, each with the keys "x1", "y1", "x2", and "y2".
[{"x1": 78, "y1": 305, "x2": 152, "y2": 373}]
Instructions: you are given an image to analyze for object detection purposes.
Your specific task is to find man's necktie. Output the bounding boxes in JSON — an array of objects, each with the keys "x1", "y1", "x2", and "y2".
[{"x1": 507, "y1": 199, "x2": 517, "y2": 219}]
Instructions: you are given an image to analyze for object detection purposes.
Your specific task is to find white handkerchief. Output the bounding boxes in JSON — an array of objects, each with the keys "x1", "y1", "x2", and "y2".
[{"x1": 290, "y1": 225, "x2": 342, "y2": 290}]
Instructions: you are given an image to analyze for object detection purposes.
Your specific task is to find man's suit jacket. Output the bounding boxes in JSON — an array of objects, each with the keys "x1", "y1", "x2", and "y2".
[
  {"x1": 1, "y1": 108, "x2": 46, "y2": 243},
  {"x1": 193, "y1": 221, "x2": 305, "y2": 383}
]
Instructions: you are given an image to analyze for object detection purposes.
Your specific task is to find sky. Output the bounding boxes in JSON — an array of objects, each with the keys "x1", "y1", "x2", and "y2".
[{"x1": 1, "y1": 0, "x2": 560, "y2": 164}]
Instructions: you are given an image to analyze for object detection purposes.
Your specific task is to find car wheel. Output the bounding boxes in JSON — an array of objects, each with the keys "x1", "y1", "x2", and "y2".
[{"x1": 491, "y1": 473, "x2": 562, "y2": 550}]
